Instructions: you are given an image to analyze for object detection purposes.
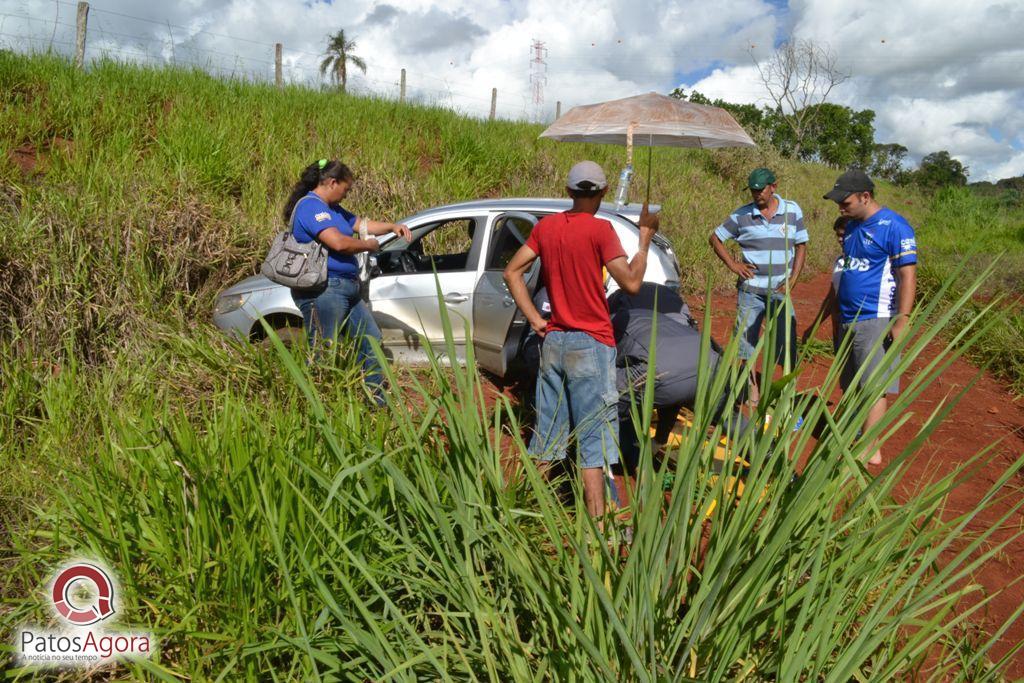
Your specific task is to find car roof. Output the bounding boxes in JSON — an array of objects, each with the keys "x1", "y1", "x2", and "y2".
[{"x1": 401, "y1": 198, "x2": 659, "y2": 224}]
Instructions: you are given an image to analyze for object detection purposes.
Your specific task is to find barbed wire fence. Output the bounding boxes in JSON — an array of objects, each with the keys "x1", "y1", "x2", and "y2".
[{"x1": 0, "y1": 0, "x2": 559, "y2": 122}]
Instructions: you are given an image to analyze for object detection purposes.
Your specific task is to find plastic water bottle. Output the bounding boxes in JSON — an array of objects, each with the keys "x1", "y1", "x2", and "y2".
[{"x1": 614, "y1": 164, "x2": 633, "y2": 207}]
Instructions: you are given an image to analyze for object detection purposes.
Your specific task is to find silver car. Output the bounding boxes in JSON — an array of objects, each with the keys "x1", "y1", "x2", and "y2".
[{"x1": 212, "y1": 198, "x2": 681, "y2": 378}]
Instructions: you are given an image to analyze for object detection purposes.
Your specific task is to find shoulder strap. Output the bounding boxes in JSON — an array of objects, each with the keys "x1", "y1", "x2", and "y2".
[{"x1": 288, "y1": 194, "x2": 317, "y2": 232}]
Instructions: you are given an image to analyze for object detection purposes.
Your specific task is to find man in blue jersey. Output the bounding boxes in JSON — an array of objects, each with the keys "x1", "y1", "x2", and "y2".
[
  {"x1": 710, "y1": 167, "x2": 808, "y2": 405},
  {"x1": 824, "y1": 169, "x2": 917, "y2": 465}
]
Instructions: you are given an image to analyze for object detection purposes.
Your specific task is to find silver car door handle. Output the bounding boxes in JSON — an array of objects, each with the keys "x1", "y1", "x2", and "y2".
[{"x1": 444, "y1": 293, "x2": 469, "y2": 304}]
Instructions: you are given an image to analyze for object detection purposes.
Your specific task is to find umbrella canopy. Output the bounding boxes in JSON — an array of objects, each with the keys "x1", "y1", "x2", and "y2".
[{"x1": 539, "y1": 91, "x2": 756, "y2": 149}]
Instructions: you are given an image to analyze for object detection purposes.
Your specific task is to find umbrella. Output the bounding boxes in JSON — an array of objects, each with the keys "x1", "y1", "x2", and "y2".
[{"x1": 539, "y1": 91, "x2": 756, "y2": 205}]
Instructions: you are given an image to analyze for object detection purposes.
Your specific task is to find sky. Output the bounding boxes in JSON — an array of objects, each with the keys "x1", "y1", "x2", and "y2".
[{"x1": 2, "y1": 0, "x2": 1022, "y2": 181}]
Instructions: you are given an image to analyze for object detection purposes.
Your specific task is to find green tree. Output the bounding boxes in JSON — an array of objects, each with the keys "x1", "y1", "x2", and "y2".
[
  {"x1": 914, "y1": 151, "x2": 969, "y2": 189},
  {"x1": 795, "y1": 103, "x2": 875, "y2": 168},
  {"x1": 669, "y1": 89, "x2": 773, "y2": 135},
  {"x1": 870, "y1": 143, "x2": 909, "y2": 184},
  {"x1": 319, "y1": 29, "x2": 367, "y2": 93}
]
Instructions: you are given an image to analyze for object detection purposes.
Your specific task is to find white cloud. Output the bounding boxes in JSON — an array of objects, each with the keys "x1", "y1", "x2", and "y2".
[
  {"x1": 1, "y1": 0, "x2": 1020, "y2": 179},
  {"x1": 675, "y1": 64, "x2": 769, "y2": 105}
]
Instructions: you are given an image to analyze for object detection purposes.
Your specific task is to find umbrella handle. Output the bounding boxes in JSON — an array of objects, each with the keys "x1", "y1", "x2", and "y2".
[
  {"x1": 626, "y1": 122, "x2": 635, "y2": 165},
  {"x1": 646, "y1": 137, "x2": 652, "y2": 204}
]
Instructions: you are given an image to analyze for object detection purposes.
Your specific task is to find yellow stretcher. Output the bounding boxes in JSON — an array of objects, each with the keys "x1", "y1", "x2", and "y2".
[{"x1": 650, "y1": 415, "x2": 758, "y2": 516}]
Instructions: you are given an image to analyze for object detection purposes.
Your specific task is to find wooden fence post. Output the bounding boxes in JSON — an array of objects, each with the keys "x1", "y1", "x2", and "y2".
[
  {"x1": 274, "y1": 43, "x2": 282, "y2": 88},
  {"x1": 489, "y1": 88, "x2": 497, "y2": 121},
  {"x1": 74, "y1": 2, "x2": 89, "y2": 69},
  {"x1": 400, "y1": 68, "x2": 406, "y2": 103}
]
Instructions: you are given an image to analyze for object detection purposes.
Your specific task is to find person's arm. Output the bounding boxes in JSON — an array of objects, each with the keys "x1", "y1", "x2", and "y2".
[
  {"x1": 315, "y1": 227, "x2": 380, "y2": 255},
  {"x1": 891, "y1": 264, "x2": 916, "y2": 342},
  {"x1": 606, "y1": 204, "x2": 659, "y2": 295},
  {"x1": 709, "y1": 233, "x2": 755, "y2": 280},
  {"x1": 363, "y1": 218, "x2": 413, "y2": 242},
  {"x1": 830, "y1": 291, "x2": 841, "y2": 346},
  {"x1": 503, "y1": 245, "x2": 546, "y2": 336},
  {"x1": 802, "y1": 286, "x2": 835, "y2": 344},
  {"x1": 787, "y1": 204, "x2": 809, "y2": 289},
  {"x1": 788, "y1": 243, "x2": 807, "y2": 288},
  {"x1": 654, "y1": 403, "x2": 683, "y2": 444}
]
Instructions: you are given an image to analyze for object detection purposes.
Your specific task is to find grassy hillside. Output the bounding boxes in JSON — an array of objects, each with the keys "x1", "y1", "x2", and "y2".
[
  {"x1": 0, "y1": 53, "x2": 896, "y2": 355},
  {"x1": 2, "y1": 52, "x2": 1021, "y2": 384},
  {"x1": 2, "y1": 52, "x2": 1023, "y2": 680}
]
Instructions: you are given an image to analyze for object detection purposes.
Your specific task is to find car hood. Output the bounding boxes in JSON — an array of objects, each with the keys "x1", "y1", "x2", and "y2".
[{"x1": 218, "y1": 273, "x2": 279, "y2": 296}]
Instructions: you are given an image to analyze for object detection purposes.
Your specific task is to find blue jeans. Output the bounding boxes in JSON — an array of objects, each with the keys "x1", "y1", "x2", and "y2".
[
  {"x1": 529, "y1": 331, "x2": 619, "y2": 469},
  {"x1": 291, "y1": 276, "x2": 384, "y2": 400},
  {"x1": 735, "y1": 287, "x2": 797, "y2": 366}
]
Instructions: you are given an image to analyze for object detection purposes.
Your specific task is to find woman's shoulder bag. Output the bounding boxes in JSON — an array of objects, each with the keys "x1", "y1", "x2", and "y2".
[{"x1": 260, "y1": 195, "x2": 328, "y2": 289}]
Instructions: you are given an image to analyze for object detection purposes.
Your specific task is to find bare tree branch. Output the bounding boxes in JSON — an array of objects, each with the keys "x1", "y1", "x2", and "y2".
[{"x1": 752, "y1": 38, "x2": 849, "y2": 158}]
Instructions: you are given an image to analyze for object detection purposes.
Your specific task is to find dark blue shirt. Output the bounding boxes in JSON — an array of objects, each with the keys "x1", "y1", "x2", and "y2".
[{"x1": 291, "y1": 192, "x2": 359, "y2": 278}]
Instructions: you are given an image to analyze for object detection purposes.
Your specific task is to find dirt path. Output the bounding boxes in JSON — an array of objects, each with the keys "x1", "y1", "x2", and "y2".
[{"x1": 696, "y1": 273, "x2": 1024, "y2": 676}]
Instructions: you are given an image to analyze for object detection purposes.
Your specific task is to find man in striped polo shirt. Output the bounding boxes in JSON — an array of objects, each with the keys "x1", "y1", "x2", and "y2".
[{"x1": 709, "y1": 167, "x2": 808, "y2": 404}]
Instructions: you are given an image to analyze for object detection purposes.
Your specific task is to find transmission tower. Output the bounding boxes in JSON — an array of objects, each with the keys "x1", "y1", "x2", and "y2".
[{"x1": 529, "y1": 39, "x2": 547, "y2": 122}]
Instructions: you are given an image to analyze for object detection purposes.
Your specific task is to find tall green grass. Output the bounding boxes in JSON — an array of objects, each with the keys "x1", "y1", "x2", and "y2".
[
  {"x1": 2, "y1": 50, "x2": 1024, "y2": 679},
  {"x1": 3, "y1": 266, "x2": 1023, "y2": 679}
]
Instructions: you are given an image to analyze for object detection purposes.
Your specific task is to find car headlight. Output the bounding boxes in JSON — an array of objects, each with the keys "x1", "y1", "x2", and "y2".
[{"x1": 213, "y1": 293, "x2": 247, "y2": 315}]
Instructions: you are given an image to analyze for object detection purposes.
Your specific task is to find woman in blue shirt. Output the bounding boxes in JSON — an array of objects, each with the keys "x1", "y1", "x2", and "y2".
[{"x1": 283, "y1": 159, "x2": 412, "y2": 402}]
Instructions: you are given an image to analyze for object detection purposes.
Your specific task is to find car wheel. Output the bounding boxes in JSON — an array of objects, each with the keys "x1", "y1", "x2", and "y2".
[{"x1": 260, "y1": 324, "x2": 304, "y2": 349}]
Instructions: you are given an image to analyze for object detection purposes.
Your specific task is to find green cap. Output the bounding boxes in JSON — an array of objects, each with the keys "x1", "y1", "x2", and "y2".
[{"x1": 747, "y1": 167, "x2": 776, "y2": 190}]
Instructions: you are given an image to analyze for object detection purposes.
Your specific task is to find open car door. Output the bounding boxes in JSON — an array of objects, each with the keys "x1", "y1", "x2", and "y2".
[{"x1": 472, "y1": 212, "x2": 539, "y2": 377}]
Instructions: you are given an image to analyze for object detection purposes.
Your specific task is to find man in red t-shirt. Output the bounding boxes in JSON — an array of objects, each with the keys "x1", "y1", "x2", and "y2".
[{"x1": 504, "y1": 160, "x2": 659, "y2": 517}]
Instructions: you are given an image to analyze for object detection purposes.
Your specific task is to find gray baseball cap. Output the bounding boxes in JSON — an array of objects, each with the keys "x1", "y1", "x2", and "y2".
[{"x1": 566, "y1": 161, "x2": 607, "y2": 191}]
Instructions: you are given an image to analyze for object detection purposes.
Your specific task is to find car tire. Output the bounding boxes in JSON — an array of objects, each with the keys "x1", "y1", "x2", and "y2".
[{"x1": 260, "y1": 324, "x2": 304, "y2": 350}]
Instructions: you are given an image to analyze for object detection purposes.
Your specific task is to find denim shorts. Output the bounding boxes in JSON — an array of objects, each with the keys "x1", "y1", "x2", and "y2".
[
  {"x1": 529, "y1": 330, "x2": 619, "y2": 468},
  {"x1": 734, "y1": 287, "x2": 796, "y2": 365}
]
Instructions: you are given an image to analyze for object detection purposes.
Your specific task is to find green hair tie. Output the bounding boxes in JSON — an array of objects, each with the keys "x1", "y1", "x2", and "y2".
[{"x1": 317, "y1": 158, "x2": 328, "y2": 170}]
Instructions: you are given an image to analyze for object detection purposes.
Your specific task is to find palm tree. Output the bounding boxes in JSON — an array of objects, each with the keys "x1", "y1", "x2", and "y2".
[{"x1": 319, "y1": 29, "x2": 366, "y2": 94}]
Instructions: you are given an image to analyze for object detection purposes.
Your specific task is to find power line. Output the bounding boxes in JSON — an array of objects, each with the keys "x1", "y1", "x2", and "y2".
[
  {"x1": 0, "y1": 11, "x2": 76, "y2": 30},
  {"x1": 11, "y1": 2, "x2": 537, "y2": 105}
]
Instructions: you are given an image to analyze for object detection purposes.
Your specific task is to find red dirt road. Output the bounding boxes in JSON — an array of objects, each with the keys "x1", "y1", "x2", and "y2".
[{"x1": 695, "y1": 273, "x2": 1024, "y2": 676}]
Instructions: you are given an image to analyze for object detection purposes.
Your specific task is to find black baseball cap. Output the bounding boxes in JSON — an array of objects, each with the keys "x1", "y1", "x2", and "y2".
[{"x1": 824, "y1": 169, "x2": 875, "y2": 202}]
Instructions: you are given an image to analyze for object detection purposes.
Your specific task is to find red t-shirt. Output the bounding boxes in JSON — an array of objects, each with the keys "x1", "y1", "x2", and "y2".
[{"x1": 525, "y1": 212, "x2": 626, "y2": 346}]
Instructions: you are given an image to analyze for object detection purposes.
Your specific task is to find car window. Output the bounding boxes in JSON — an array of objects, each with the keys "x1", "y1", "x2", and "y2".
[
  {"x1": 381, "y1": 218, "x2": 480, "y2": 273},
  {"x1": 418, "y1": 219, "x2": 475, "y2": 258},
  {"x1": 486, "y1": 214, "x2": 540, "y2": 270}
]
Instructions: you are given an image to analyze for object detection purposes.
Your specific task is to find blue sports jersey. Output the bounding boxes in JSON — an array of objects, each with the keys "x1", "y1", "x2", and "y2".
[
  {"x1": 291, "y1": 192, "x2": 359, "y2": 278},
  {"x1": 837, "y1": 207, "x2": 917, "y2": 323},
  {"x1": 714, "y1": 195, "x2": 809, "y2": 291}
]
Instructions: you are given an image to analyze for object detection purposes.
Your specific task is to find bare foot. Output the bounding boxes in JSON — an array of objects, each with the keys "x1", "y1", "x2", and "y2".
[{"x1": 867, "y1": 451, "x2": 883, "y2": 466}]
